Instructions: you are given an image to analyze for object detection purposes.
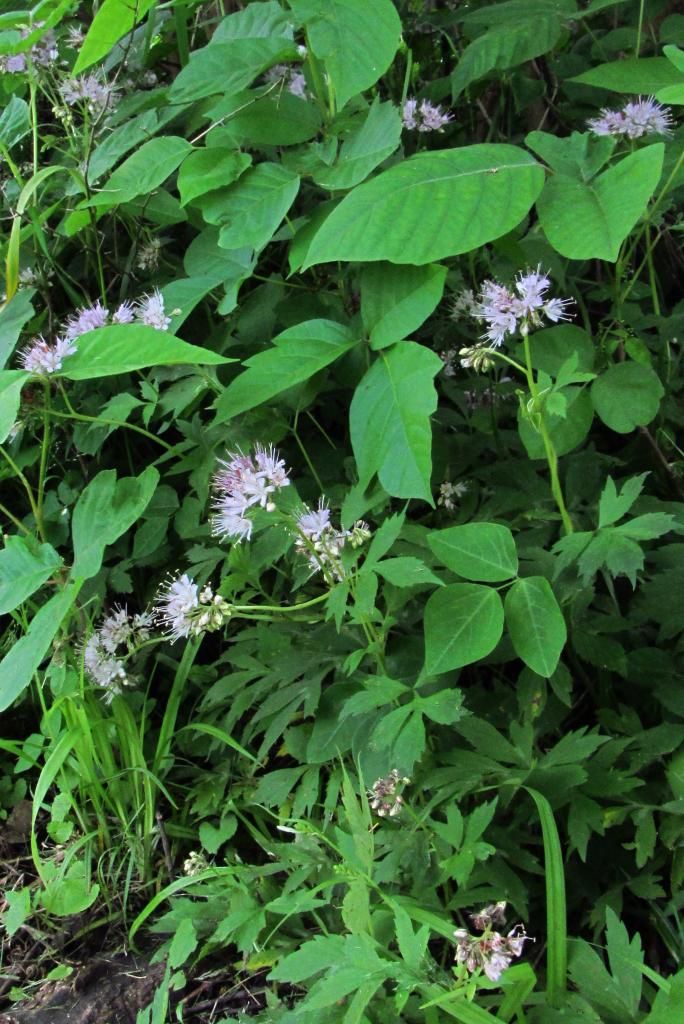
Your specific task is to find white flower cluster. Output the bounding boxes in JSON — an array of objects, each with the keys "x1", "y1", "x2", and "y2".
[
  {"x1": 83, "y1": 607, "x2": 153, "y2": 702},
  {"x1": 295, "y1": 502, "x2": 370, "y2": 581},
  {"x1": 154, "y1": 574, "x2": 232, "y2": 643},
  {"x1": 211, "y1": 446, "x2": 291, "y2": 542},
  {"x1": 60, "y1": 74, "x2": 118, "y2": 117},
  {"x1": 587, "y1": 97, "x2": 673, "y2": 140},
  {"x1": 453, "y1": 902, "x2": 532, "y2": 983},
  {"x1": 438, "y1": 480, "x2": 469, "y2": 512},
  {"x1": 18, "y1": 290, "x2": 171, "y2": 376}
]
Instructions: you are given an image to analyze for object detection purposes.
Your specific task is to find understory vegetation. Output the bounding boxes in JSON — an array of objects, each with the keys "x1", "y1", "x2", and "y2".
[{"x1": 1, "y1": 1, "x2": 684, "y2": 1021}]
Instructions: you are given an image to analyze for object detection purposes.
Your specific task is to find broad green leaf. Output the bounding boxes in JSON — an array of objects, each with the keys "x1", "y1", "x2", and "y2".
[
  {"x1": 0, "y1": 536, "x2": 61, "y2": 614},
  {"x1": 270, "y1": 935, "x2": 347, "y2": 982},
  {"x1": 313, "y1": 99, "x2": 402, "y2": 191},
  {"x1": 428, "y1": 523, "x2": 518, "y2": 582},
  {"x1": 178, "y1": 148, "x2": 252, "y2": 207},
  {"x1": 71, "y1": 466, "x2": 159, "y2": 579},
  {"x1": 591, "y1": 362, "x2": 664, "y2": 433},
  {"x1": 0, "y1": 369, "x2": 29, "y2": 443},
  {"x1": 525, "y1": 130, "x2": 616, "y2": 180},
  {"x1": 505, "y1": 576, "x2": 566, "y2": 678},
  {"x1": 570, "y1": 57, "x2": 682, "y2": 93},
  {"x1": 424, "y1": 583, "x2": 504, "y2": 675},
  {"x1": 536, "y1": 145, "x2": 664, "y2": 261},
  {"x1": 169, "y1": 918, "x2": 198, "y2": 970},
  {"x1": 598, "y1": 474, "x2": 648, "y2": 528},
  {"x1": 58, "y1": 324, "x2": 231, "y2": 380},
  {"x1": 210, "y1": 90, "x2": 323, "y2": 146},
  {"x1": 73, "y1": 0, "x2": 157, "y2": 74},
  {"x1": 86, "y1": 110, "x2": 160, "y2": 185},
  {"x1": 168, "y1": 37, "x2": 298, "y2": 103},
  {"x1": 452, "y1": 16, "x2": 562, "y2": 98},
  {"x1": 361, "y1": 263, "x2": 447, "y2": 350},
  {"x1": 1, "y1": 888, "x2": 31, "y2": 937},
  {"x1": 212, "y1": 0, "x2": 295, "y2": 41},
  {"x1": 0, "y1": 289, "x2": 35, "y2": 369},
  {"x1": 197, "y1": 164, "x2": 300, "y2": 252},
  {"x1": 374, "y1": 556, "x2": 444, "y2": 588},
  {"x1": 517, "y1": 324, "x2": 595, "y2": 377},
  {"x1": 0, "y1": 582, "x2": 80, "y2": 712},
  {"x1": 350, "y1": 342, "x2": 442, "y2": 501},
  {"x1": 184, "y1": 229, "x2": 255, "y2": 286},
  {"x1": 214, "y1": 319, "x2": 358, "y2": 422},
  {"x1": 0, "y1": 95, "x2": 30, "y2": 149},
  {"x1": 460, "y1": 0, "x2": 577, "y2": 26},
  {"x1": 84, "y1": 137, "x2": 193, "y2": 209},
  {"x1": 289, "y1": 0, "x2": 401, "y2": 111},
  {"x1": 518, "y1": 387, "x2": 594, "y2": 459},
  {"x1": 302, "y1": 145, "x2": 545, "y2": 267}
]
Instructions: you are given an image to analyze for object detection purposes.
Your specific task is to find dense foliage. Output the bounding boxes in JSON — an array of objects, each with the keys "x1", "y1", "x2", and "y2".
[{"x1": 1, "y1": 1, "x2": 684, "y2": 1021}]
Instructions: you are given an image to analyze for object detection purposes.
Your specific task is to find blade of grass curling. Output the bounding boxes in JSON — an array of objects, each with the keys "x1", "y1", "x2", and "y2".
[{"x1": 526, "y1": 787, "x2": 567, "y2": 1007}]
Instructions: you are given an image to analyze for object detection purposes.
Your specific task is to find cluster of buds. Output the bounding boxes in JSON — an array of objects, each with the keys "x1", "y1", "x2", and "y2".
[
  {"x1": 294, "y1": 503, "x2": 370, "y2": 581},
  {"x1": 183, "y1": 850, "x2": 209, "y2": 877},
  {"x1": 368, "y1": 769, "x2": 410, "y2": 818},
  {"x1": 154, "y1": 574, "x2": 233, "y2": 643},
  {"x1": 437, "y1": 480, "x2": 469, "y2": 512},
  {"x1": 453, "y1": 902, "x2": 532, "y2": 983},
  {"x1": 137, "y1": 238, "x2": 162, "y2": 271},
  {"x1": 211, "y1": 446, "x2": 291, "y2": 542},
  {"x1": 83, "y1": 607, "x2": 153, "y2": 702}
]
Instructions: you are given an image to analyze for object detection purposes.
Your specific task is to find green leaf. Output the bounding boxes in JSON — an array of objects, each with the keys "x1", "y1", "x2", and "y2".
[
  {"x1": 289, "y1": 0, "x2": 402, "y2": 111},
  {"x1": 592, "y1": 362, "x2": 664, "y2": 433},
  {"x1": 270, "y1": 935, "x2": 346, "y2": 982},
  {"x1": 214, "y1": 319, "x2": 357, "y2": 422},
  {"x1": 605, "y1": 908, "x2": 644, "y2": 1016},
  {"x1": 598, "y1": 474, "x2": 648, "y2": 527},
  {"x1": 350, "y1": 342, "x2": 442, "y2": 501},
  {"x1": 0, "y1": 289, "x2": 35, "y2": 369},
  {"x1": 525, "y1": 129, "x2": 615, "y2": 179},
  {"x1": 212, "y1": 1, "x2": 294, "y2": 40},
  {"x1": 452, "y1": 15, "x2": 562, "y2": 98},
  {"x1": 212, "y1": 90, "x2": 323, "y2": 146},
  {"x1": 570, "y1": 56, "x2": 682, "y2": 93},
  {"x1": 58, "y1": 324, "x2": 231, "y2": 380},
  {"x1": 84, "y1": 137, "x2": 193, "y2": 209},
  {"x1": 0, "y1": 536, "x2": 61, "y2": 614},
  {"x1": 169, "y1": 917, "x2": 198, "y2": 970},
  {"x1": 0, "y1": 369, "x2": 29, "y2": 443},
  {"x1": 0, "y1": 582, "x2": 80, "y2": 712},
  {"x1": 71, "y1": 467, "x2": 159, "y2": 580},
  {"x1": 505, "y1": 577, "x2": 566, "y2": 678},
  {"x1": 361, "y1": 263, "x2": 447, "y2": 350},
  {"x1": 199, "y1": 163, "x2": 300, "y2": 252},
  {"x1": 178, "y1": 148, "x2": 252, "y2": 207},
  {"x1": 424, "y1": 583, "x2": 504, "y2": 675},
  {"x1": 313, "y1": 99, "x2": 402, "y2": 190},
  {"x1": 374, "y1": 556, "x2": 444, "y2": 588},
  {"x1": 168, "y1": 37, "x2": 298, "y2": 103},
  {"x1": 419, "y1": 688, "x2": 465, "y2": 725},
  {"x1": 0, "y1": 96, "x2": 30, "y2": 149},
  {"x1": 1, "y1": 888, "x2": 31, "y2": 937},
  {"x1": 517, "y1": 324, "x2": 595, "y2": 377},
  {"x1": 536, "y1": 145, "x2": 664, "y2": 261},
  {"x1": 428, "y1": 523, "x2": 518, "y2": 582},
  {"x1": 73, "y1": 0, "x2": 157, "y2": 74},
  {"x1": 303, "y1": 145, "x2": 544, "y2": 266},
  {"x1": 518, "y1": 387, "x2": 594, "y2": 459}
]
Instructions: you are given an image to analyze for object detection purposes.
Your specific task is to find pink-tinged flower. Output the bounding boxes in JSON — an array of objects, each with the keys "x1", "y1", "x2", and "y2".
[
  {"x1": 211, "y1": 446, "x2": 290, "y2": 542},
  {"x1": 1, "y1": 54, "x2": 27, "y2": 74},
  {"x1": 83, "y1": 606, "x2": 152, "y2": 701},
  {"x1": 154, "y1": 573, "x2": 231, "y2": 641},
  {"x1": 402, "y1": 97, "x2": 452, "y2": 133},
  {"x1": 295, "y1": 500, "x2": 348, "y2": 579},
  {"x1": 587, "y1": 96, "x2": 673, "y2": 139},
  {"x1": 368, "y1": 769, "x2": 410, "y2": 818},
  {"x1": 265, "y1": 64, "x2": 308, "y2": 99},
  {"x1": 453, "y1": 909, "x2": 533, "y2": 983},
  {"x1": 465, "y1": 267, "x2": 573, "y2": 350},
  {"x1": 135, "y1": 289, "x2": 171, "y2": 331},
  {"x1": 18, "y1": 335, "x2": 76, "y2": 375}
]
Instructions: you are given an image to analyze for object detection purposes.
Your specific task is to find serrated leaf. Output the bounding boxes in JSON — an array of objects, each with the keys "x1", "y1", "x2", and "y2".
[
  {"x1": 424, "y1": 583, "x2": 504, "y2": 675},
  {"x1": 350, "y1": 342, "x2": 442, "y2": 501},
  {"x1": 598, "y1": 474, "x2": 648, "y2": 527},
  {"x1": 505, "y1": 577, "x2": 566, "y2": 678},
  {"x1": 428, "y1": 523, "x2": 518, "y2": 582},
  {"x1": 302, "y1": 145, "x2": 544, "y2": 267}
]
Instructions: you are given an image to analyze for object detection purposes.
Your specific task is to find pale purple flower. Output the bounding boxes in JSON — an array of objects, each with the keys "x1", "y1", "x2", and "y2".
[
  {"x1": 135, "y1": 289, "x2": 171, "y2": 331},
  {"x1": 265, "y1": 64, "x2": 308, "y2": 99},
  {"x1": 83, "y1": 606, "x2": 152, "y2": 701},
  {"x1": 64, "y1": 300, "x2": 109, "y2": 340},
  {"x1": 154, "y1": 573, "x2": 231, "y2": 641},
  {"x1": 295, "y1": 500, "x2": 348, "y2": 579},
  {"x1": 453, "y1": 907, "x2": 532, "y2": 984},
  {"x1": 18, "y1": 335, "x2": 76, "y2": 375},
  {"x1": 60, "y1": 74, "x2": 118, "y2": 117},
  {"x1": 587, "y1": 96, "x2": 673, "y2": 139},
  {"x1": 469, "y1": 268, "x2": 573, "y2": 348},
  {"x1": 450, "y1": 288, "x2": 477, "y2": 320},
  {"x1": 402, "y1": 96, "x2": 452, "y2": 133},
  {"x1": 211, "y1": 446, "x2": 290, "y2": 542},
  {"x1": 297, "y1": 503, "x2": 332, "y2": 540},
  {"x1": 368, "y1": 770, "x2": 410, "y2": 818},
  {"x1": 112, "y1": 301, "x2": 135, "y2": 324},
  {"x1": 1, "y1": 54, "x2": 27, "y2": 74},
  {"x1": 84, "y1": 634, "x2": 127, "y2": 701}
]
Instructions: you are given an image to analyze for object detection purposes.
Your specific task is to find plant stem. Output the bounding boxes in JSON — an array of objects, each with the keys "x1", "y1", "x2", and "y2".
[
  {"x1": 522, "y1": 334, "x2": 574, "y2": 535},
  {"x1": 36, "y1": 380, "x2": 51, "y2": 536},
  {"x1": 0, "y1": 445, "x2": 42, "y2": 537}
]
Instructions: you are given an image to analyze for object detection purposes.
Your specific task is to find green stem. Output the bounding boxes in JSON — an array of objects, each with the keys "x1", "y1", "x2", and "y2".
[
  {"x1": 522, "y1": 334, "x2": 573, "y2": 535},
  {"x1": 0, "y1": 501, "x2": 30, "y2": 534},
  {"x1": 233, "y1": 593, "x2": 329, "y2": 615},
  {"x1": 54, "y1": 384, "x2": 174, "y2": 451},
  {"x1": 152, "y1": 637, "x2": 201, "y2": 781},
  {"x1": 36, "y1": 380, "x2": 51, "y2": 536},
  {"x1": 0, "y1": 445, "x2": 42, "y2": 537}
]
